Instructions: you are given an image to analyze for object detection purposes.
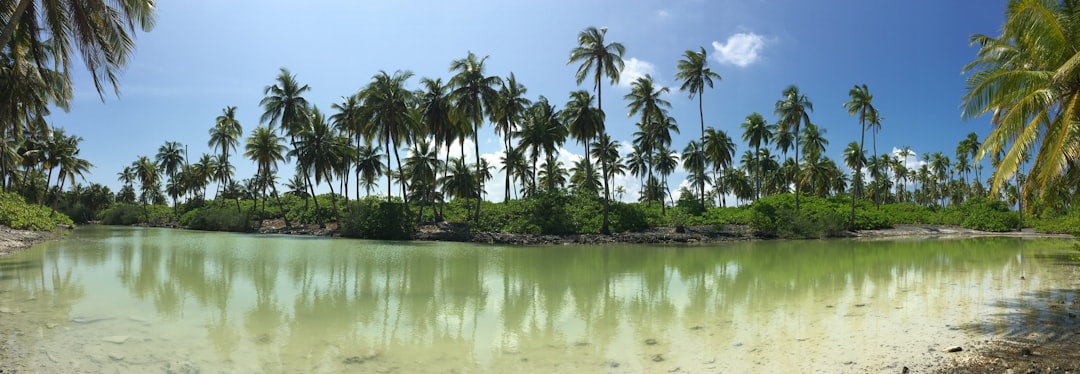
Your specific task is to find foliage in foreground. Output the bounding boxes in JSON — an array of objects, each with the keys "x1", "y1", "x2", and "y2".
[{"x1": 0, "y1": 192, "x2": 75, "y2": 231}]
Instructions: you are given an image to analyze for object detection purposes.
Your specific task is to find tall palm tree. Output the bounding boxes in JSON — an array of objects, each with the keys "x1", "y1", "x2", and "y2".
[
  {"x1": 260, "y1": 68, "x2": 311, "y2": 206},
  {"x1": 675, "y1": 46, "x2": 722, "y2": 152},
  {"x1": 625, "y1": 74, "x2": 672, "y2": 194},
  {"x1": 416, "y1": 77, "x2": 455, "y2": 216},
  {"x1": 405, "y1": 138, "x2": 441, "y2": 223},
  {"x1": 245, "y1": 126, "x2": 291, "y2": 227},
  {"x1": 590, "y1": 133, "x2": 623, "y2": 197},
  {"x1": 0, "y1": 0, "x2": 156, "y2": 97},
  {"x1": 704, "y1": 127, "x2": 736, "y2": 207},
  {"x1": 361, "y1": 70, "x2": 416, "y2": 203},
  {"x1": 132, "y1": 155, "x2": 159, "y2": 221},
  {"x1": 843, "y1": 141, "x2": 866, "y2": 201},
  {"x1": 962, "y1": 0, "x2": 1080, "y2": 198},
  {"x1": 538, "y1": 154, "x2": 567, "y2": 191},
  {"x1": 210, "y1": 106, "x2": 243, "y2": 211},
  {"x1": 449, "y1": 52, "x2": 501, "y2": 222},
  {"x1": 563, "y1": 90, "x2": 604, "y2": 197},
  {"x1": 774, "y1": 85, "x2": 813, "y2": 211},
  {"x1": 569, "y1": 25, "x2": 624, "y2": 235},
  {"x1": 654, "y1": 146, "x2": 679, "y2": 212},
  {"x1": 740, "y1": 112, "x2": 772, "y2": 200},
  {"x1": 844, "y1": 84, "x2": 875, "y2": 229},
  {"x1": 491, "y1": 73, "x2": 530, "y2": 202}
]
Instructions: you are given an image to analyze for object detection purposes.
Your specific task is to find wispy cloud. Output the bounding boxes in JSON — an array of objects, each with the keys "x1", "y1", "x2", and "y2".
[
  {"x1": 712, "y1": 32, "x2": 768, "y2": 67},
  {"x1": 618, "y1": 57, "x2": 657, "y2": 88}
]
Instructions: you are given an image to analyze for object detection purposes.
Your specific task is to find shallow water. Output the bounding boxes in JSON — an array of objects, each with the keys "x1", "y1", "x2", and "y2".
[{"x1": 0, "y1": 226, "x2": 1076, "y2": 373}]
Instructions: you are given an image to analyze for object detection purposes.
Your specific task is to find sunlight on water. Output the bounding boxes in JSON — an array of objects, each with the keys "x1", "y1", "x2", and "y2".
[{"x1": 0, "y1": 226, "x2": 1075, "y2": 373}]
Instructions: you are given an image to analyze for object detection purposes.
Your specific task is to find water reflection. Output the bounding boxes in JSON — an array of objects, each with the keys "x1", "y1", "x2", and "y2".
[{"x1": 0, "y1": 226, "x2": 1074, "y2": 372}]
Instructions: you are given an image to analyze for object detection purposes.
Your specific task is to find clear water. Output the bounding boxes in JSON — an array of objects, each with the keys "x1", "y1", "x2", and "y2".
[{"x1": 0, "y1": 226, "x2": 1076, "y2": 373}]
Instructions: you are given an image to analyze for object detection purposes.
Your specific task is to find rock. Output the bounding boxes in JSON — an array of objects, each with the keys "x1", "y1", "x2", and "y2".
[
  {"x1": 645, "y1": 338, "x2": 658, "y2": 345},
  {"x1": 943, "y1": 346, "x2": 963, "y2": 353},
  {"x1": 607, "y1": 360, "x2": 620, "y2": 368},
  {"x1": 902, "y1": 366, "x2": 910, "y2": 373},
  {"x1": 102, "y1": 336, "x2": 129, "y2": 344},
  {"x1": 164, "y1": 360, "x2": 200, "y2": 374},
  {"x1": 652, "y1": 354, "x2": 664, "y2": 362},
  {"x1": 108, "y1": 354, "x2": 125, "y2": 361},
  {"x1": 45, "y1": 323, "x2": 58, "y2": 329},
  {"x1": 1021, "y1": 347, "x2": 1033, "y2": 356}
]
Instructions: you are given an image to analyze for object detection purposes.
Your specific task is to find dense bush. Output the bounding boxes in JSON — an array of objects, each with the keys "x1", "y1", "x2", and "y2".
[
  {"x1": 1032, "y1": 213, "x2": 1080, "y2": 236},
  {"x1": 179, "y1": 206, "x2": 254, "y2": 232},
  {"x1": 99, "y1": 203, "x2": 172, "y2": 225},
  {"x1": 703, "y1": 206, "x2": 750, "y2": 226},
  {"x1": 957, "y1": 199, "x2": 1019, "y2": 232},
  {"x1": 746, "y1": 194, "x2": 883, "y2": 238},
  {"x1": 0, "y1": 192, "x2": 74, "y2": 231},
  {"x1": 339, "y1": 198, "x2": 415, "y2": 240}
]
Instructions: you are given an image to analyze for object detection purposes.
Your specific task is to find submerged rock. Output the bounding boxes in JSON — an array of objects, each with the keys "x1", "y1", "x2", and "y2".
[
  {"x1": 102, "y1": 336, "x2": 129, "y2": 344},
  {"x1": 944, "y1": 346, "x2": 963, "y2": 353}
]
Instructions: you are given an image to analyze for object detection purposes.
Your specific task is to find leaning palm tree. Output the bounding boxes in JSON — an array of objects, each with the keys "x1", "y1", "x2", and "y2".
[
  {"x1": 569, "y1": 26, "x2": 624, "y2": 235},
  {"x1": 960, "y1": 0, "x2": 1080, "y2": 197},
  {"x1": 740, "y1": 112, "x2": 772, "y2": 201},
  {"x1": 844, "y1": 84, "x2": 875, "y2": 229},
  {"x1": 245, "y1": 126, "x2": 291, "y2": 227},
  {"x1": 0, "y1": 0, "x2": 156, "y2": 98},
  {"x1": 675, "y1": 46, "x2": 722, "y2": 202},
  {"x1": 773, "y1": 85, "x2": 813, "y2": 211},
  {"x1": 361, "y1": 70, "x2": 416, "y2": 204}
]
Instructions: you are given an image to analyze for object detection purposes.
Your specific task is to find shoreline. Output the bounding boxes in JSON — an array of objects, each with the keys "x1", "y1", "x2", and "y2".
[{"x1": 0, "y1": 223, "x2": 1076, "y2": 372}]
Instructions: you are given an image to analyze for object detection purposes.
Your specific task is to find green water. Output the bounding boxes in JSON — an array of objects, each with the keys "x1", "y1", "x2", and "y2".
[{"x1": 0, "y1": 226, "x2": 1076, "y2": 373}]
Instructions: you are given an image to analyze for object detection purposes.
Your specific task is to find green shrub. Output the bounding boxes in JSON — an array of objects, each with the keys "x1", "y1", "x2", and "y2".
[
  {"x1": 958, "y1": 199, "x2": 1018, "y2": 232},
  {"x1": 703, "y1": 206, "x2": 750, "y2": 226},
  {"x1": 339, "y1": 198, "x2": 415, "y2": 240},
  {"x1": 0, "y1": 192, "x2": 74, "y2": 231},
  {"x1": 100, "y1": 204, "x2": 143, "y2": 225},
  {"x1": 179, "y1": 206, "x2": 254, "y2": 232},
  {"x1": 1033, "y1": 213, "x2": 1080, "y2": 236}
]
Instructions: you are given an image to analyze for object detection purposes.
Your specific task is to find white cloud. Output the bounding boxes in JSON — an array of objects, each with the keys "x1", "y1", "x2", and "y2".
[
  {"x1": 712, "y1": 32, "x2": 767, "y2": 67},
  {"x1": 891, "y1": 147, "x2": 925, "y2": 170},
  {"x1": 618, "y1": 57, "x2": 657, "y2": 88},
  {"x1": 656, "y1": 9, "x2": 671, "y2": 19}
]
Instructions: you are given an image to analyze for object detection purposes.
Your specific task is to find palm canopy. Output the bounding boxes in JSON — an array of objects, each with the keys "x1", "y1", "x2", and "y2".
[
  {"x1": 260, "y1": 68, "x2": 311, "y2": 137},
  {"x1": 675, "y1": 46, "x2": 722, "y2": 149},
  {"x1": 961, "y1": 0, "x2": 1080, "y2": 195},
  {"x1": 1, "y1": 0, "x2": 156, "y2": 96},
  {"x1": 568, "y1": 26, "x2": 626, "y2": 96}
]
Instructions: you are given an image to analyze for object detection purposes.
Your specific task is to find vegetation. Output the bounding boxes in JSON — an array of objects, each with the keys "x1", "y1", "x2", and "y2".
[
  {"x1": 0, "y1": 191, "x2": 73, "y2": 231},
  {"x1": 2, "y1": 4, "x2": 1077, "y2": 241}
]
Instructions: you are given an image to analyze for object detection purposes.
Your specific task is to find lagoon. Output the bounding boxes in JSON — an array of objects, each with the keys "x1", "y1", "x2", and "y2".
[{"x1": 0, "y1": 226, "x2": 1076, "y2": 373}]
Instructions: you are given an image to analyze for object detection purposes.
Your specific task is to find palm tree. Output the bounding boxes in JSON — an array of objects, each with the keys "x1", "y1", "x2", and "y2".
[
  {"x1": 405, "y1": 138, "x2": 441, "y2": 223},
  {"x1": 449, "y1": 52, "x2": 501, "y2": 222},
  {"x1": 156, "y1": 140, "x2": 185, "y2": 216},
  {"x1": 361, "y1": 70, "x2": 416, "y2": 203},
  {"x1": 740, "y1": 112, "x2": 772, "y2": 200},
  {"x1": 260, "y1": 68, "x2": 311, "y2": 206},
  {"x1": 675, "y1": 46, "x2": 722, "y2": 152},
  {"x1": 441, "y1": 158, "x2": 476, "y2": 204},
  {"x1": 704, "y1": 127, "x2": 736, "y2": 207},
  {"x1": 844, "y1": 84, "x2": 875, "y2": 229},
  {"x1": 293, "y1": 107, "x2": 346, "y2": 227},
  {"x1": 132, "y1": 155, "x2": 160, "y2": 221},
  {"x1": 355, "y1": 145, "x2": 384, "y2": 197},
  {"x1": 209, "y1": 106, "x2": 243, "y2": 211},
  {"x1": 562, "y1": 90, "x2": 604, "y2": 197},
  {"x1": 538, "y1": 154, "x2": 567, "y2": 191},
  {"x1": 774, "y1": 85, "x2": 813, "y2": 211},
  {"x1": 682, "y1": 141, "x2": 709, "y2": 206},
  {"x1": 517, "y1": 97, "x2": 566, "y2": 193},
  {"x1": 962, "y1": 0, "x2": 1080, "y2": 198},
  {"x1": 416, "y1": 77, "x2": 456, "y2": 215},
  {"x1": 330, "y1": 93, "x2": 364, "y2": 199},
  {"x1": 569, "y1": 25, "x2": 625, "y2": 235},
  {"x1": 590, "y1": 133, "x2": 623, "y2": 196},
  {"x1": 800, "y1": 123, "x2": 828, "y2": 159},
  {"x1": 0, "y1": 0, "x2": 156, "y2": 97},
  {"x1": 843, "y1": 141, "x2": 866, "y2": 201},
  {"x1": 654, "y1": 147, "x2": 679, "y2": 212},
  {"x1": 625, "y1": 74, "x2": 672, "y2": 196},
  {"x1": 491, "y1": 73, "x2": 530, "y2": 202},
  {"x1": 245, "y1": 126, "x2": 291, "y2": 227}
]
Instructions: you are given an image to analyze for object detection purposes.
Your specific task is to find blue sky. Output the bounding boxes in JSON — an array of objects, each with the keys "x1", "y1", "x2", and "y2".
[{"x1": 51, "y1": 0, "x2": 1006, "y2": 202}]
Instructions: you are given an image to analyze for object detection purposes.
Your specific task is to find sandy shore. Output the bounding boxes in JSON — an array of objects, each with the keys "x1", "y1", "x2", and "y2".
[{"x1": 0, "y1": 225, "x2": 59, "y2": 257}]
